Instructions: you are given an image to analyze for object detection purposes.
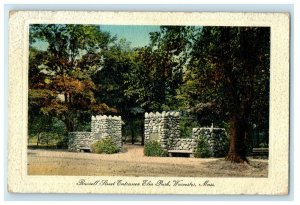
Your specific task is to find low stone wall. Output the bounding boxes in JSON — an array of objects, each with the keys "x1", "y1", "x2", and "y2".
[
  {"x1": 144, "y1": 111, "x2": 228, "y2": 156},
  {"x1": 68, "y1": 115, "x2": 123, "y2": 152},
  {"x1": 192, "y1": 127, "x2": 228, "y2": 157},
  {"x1": 170, "y1": 138, "x2": 197, "y2": 151},
  {"x1": 68, "y1": 132, "x2": 98, "y2": 151}
]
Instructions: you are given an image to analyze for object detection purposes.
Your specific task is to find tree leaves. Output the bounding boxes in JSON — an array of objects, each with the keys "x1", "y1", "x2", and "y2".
[{"x1": 29, "y1": 24, "x2": 115, "y2": 132}]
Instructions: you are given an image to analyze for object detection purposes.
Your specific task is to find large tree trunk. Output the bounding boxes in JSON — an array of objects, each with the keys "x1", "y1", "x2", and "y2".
[{"x1": 226, "y1": 114, "x2": 248, "y2": 163}]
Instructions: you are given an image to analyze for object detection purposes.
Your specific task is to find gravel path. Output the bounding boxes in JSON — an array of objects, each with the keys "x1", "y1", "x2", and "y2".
[{"x1": 28, "y1": 144, "x2": 268, "y2": 177}]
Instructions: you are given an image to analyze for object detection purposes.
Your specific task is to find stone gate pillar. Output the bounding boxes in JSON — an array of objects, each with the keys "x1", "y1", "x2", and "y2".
[
  {"x1": 68, "y1": 115, "x2": 123, "y2": 151},
  {"x1": 91, "y1": 115, "x2": 123, "y2": 148},
  {"x1": 144, "y1": 111, "x2": 180, "y2": 150}
]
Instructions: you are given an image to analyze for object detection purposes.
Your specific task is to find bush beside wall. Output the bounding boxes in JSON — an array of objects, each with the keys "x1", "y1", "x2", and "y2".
[
  {"x1": 91, "y1": 137, "x2": 120, "y2": 154},
  {"x1": 144, "y1": 140, "x2": 168, "y2": 157}
]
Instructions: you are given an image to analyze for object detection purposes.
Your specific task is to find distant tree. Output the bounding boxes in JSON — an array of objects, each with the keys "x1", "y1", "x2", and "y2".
[
  {"x1": 123, "y1": 26, "x2": 197, "y2": 112},
  {"x1": 92, "y1": 38, "x2": 135, "y2": 115},
  {"x1": 29, "y1": 24, "x2": 116, "y2": 132},
  {"x1": 185, "y1": 27, "x2": 270, "y2": 162},
  {"x1": 120, "y1": 26, "x2": 199, "y2": 145},
  {"x1": 91, "y1": 38, "x2": 145, "y2": 144}
]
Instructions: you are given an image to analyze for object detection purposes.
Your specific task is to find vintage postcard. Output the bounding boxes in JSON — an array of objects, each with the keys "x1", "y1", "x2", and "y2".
[{"x1": 8, "y1": 11, "x2": 289, "y2": 194}]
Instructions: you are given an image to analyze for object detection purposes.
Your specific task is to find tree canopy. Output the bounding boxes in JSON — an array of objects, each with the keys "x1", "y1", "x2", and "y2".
[
  {"x1": 183, "y1": 27, "x2": 270, "y2": 162},
  {"x1": 29, "y1": 24, "x2": 116, "y2": 133}
]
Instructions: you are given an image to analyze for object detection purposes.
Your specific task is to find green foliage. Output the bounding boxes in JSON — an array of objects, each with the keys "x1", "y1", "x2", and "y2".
[
  {"x1": 28, "y1": 132, "x2": 67, "y2": 149},
  {"x1": 56, "y1": 136, "x2": 69, "y2": 149},
  {"x1": 144, "y1": 141, "x2": 168, "y2": 157},
  {"x1": 91, "y1": 137, "x2": 120, "y2": 154},
  {"x1": 92, "y1": 40, "x2": 134, "y2": 112},
  {"x1": 215, "y1": 138, "x2": 230, "y2": 158},
  {"x1": 184, "y1": 27, "x2": 270, "y2": 159},
  {"x1": 194, "y1": 136, "x2": 212, "y2": 158},
  {"x1": 29, "y1": 24, "x2": 115, "y2": 133},
  {"x1": 179, "y1": 117, "x2": 199, "y2": 138},
  {"x1": 184, "y1": 27, "x2": 270, "y2": 122},
  {"x1": 122, "y1": 119, "x2": 143, "y2": 144},
  {"x1": 91, "y1": 39, "x2": 146, "y2": 144},
  {"x1": 123, "y1": 26, "x2": 196, "y2": 112},
  {"x1": 28, "y1": 115, "x2": 68, "y2": 148}
]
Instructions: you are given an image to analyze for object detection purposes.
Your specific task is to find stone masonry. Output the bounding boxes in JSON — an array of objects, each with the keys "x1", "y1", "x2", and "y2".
[
  {"x1": 192, "y1": 127, "x2": 228, "y2": 157},
  {"x1": 144, "y1": 111, "x2": 180, "y2": 150},
  {"x1": 170, "y1": 138, "x2": 197, "y2": 152},
  {"x1": 91, "y1": 115, "x2": 122, "y2": 148},
  {"x1": 68, "y1": 115, "x2": 122, "y2": 151},
  {"x1": 144, "y1": 111, "x2": 227, "y2": 156}
]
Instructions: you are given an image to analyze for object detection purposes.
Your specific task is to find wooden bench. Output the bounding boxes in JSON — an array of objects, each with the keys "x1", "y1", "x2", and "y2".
[
  {"x1": 168, "y1": 150, "x2": 194, "y2": 158},
  {"x1": 252, "y1": 148, "x2": 269, "y2": 158}
]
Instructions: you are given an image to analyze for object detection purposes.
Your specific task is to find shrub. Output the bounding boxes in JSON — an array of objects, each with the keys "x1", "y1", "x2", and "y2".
[
  {"x1": 194, "y1": 137, "x2": 212, "y2": 158},
  {"x1": 91, "y1": 137, "x2": 120, "y2": 154},
  {"x1": 144, "y1": 141, "x2": 168, "y2": 157}
]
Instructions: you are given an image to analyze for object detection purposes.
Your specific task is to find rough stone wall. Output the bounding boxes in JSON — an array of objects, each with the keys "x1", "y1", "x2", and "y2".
[
  {"x1": 68, "y1": 132, "x2": 100, "y2": 151},
  {"x1": 68, "y1": 115, "x2": 122, "y2": 151},
  {"x1": 91, "y1": 115, "x2": 122, "y2": 148},
  {"x1": 170, "y1": 138, "x2": 197, "y2": 151},
  {"x1": 144, "y1": 111, "x2": 180, "y2": 150},
  {"x1": 192, "y1": 127, "x2": 228, "y2": 157},
  {"x1": 144, "y1": 112, "x2": 228, "y2": 155}
]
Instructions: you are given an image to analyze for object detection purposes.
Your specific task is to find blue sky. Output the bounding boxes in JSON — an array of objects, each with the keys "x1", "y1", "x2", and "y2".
[
  {"x1": 100, "y1": 25, "x2": 161, "y2": 48},
  {"x1": 32, "y1": 25, "x2": 161, "y2": 50}
]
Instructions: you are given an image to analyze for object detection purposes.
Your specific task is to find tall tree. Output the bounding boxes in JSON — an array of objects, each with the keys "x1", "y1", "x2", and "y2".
[
  {"x1": 124, "y1": 26, "x2": 196, "y2": 112},
  {"x1": 122, "y1": 26, "x2": 197, "y2": 144},
  {"x1": 186, "y1": 27, "x2": 270, "y2": 162},
  {"x1": 29, "y1": 24, "x2": 116, "y2": 132},
  {"x1": 91, "y1": 39, "x2": 145, "y2": 144},
  {"x1": 92, "y1": 38, "x2": 135, "y2": 115}
]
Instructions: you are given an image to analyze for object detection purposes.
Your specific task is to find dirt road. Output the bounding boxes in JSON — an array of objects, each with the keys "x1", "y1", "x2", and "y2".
[{"x1": 28, "y1": 144, "x2": 268, "y2": 177}]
